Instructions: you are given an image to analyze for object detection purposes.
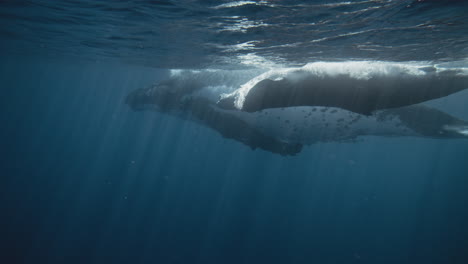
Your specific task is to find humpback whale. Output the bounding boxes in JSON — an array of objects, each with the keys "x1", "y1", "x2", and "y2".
[
  {"x1": 125, "y1": 85, "x2": 303, "y2": 156},
  {"x1": 126, "y1": 68, "x2": 468, "y2": 155},
  {"x1": 217, "y1": 62, "x2": 468, "y2": 115}
]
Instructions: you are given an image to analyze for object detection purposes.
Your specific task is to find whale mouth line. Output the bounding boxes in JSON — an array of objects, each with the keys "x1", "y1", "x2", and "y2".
[{"x1": 443, "y1": 125, "x2": 468, "y2": 136}]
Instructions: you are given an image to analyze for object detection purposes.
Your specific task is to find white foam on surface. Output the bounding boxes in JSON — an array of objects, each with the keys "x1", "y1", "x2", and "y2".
[{"x1": 213, "y1": 1, "x2": 271, "y2": 9}]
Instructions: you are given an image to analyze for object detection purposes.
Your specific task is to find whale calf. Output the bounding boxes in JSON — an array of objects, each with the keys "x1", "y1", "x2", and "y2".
[
  {"x1": 217, "y1": 62, "x2": 468, "y2": 115},
  {"x1": 126, "y1": 85, "x2": 303, "y2": 155},
  {"x1": 126, "y1": 69, "x2": 468, "y2": 155}
]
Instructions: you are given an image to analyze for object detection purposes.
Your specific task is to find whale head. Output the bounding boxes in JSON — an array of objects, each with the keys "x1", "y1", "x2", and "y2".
[
  {"x1": 125, "y1": 83, "x2": 182, "y2": 112},
  {"x1": 125, "y1": 87, "x2": 154, "y2": 111}
]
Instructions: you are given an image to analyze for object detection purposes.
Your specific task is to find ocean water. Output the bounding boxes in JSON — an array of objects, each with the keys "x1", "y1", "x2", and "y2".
[{"x1": 1, "y1": 1, "x2": 468, "y2": 264}]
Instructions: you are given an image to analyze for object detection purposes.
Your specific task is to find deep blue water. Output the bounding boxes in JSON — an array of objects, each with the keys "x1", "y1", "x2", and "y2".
[{"x1": 1, "y1": 1, "x2": 468, "y2": 264}]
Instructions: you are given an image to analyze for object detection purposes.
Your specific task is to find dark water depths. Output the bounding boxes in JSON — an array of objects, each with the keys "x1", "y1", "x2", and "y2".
[{"x1": 1, "y1": 1, "x2": 468, "y2": 263}]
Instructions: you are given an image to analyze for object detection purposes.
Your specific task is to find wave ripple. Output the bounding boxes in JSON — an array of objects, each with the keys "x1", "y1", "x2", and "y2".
[{"x1": 1, "y1": 0, "x2": 467, "y2": 67}]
